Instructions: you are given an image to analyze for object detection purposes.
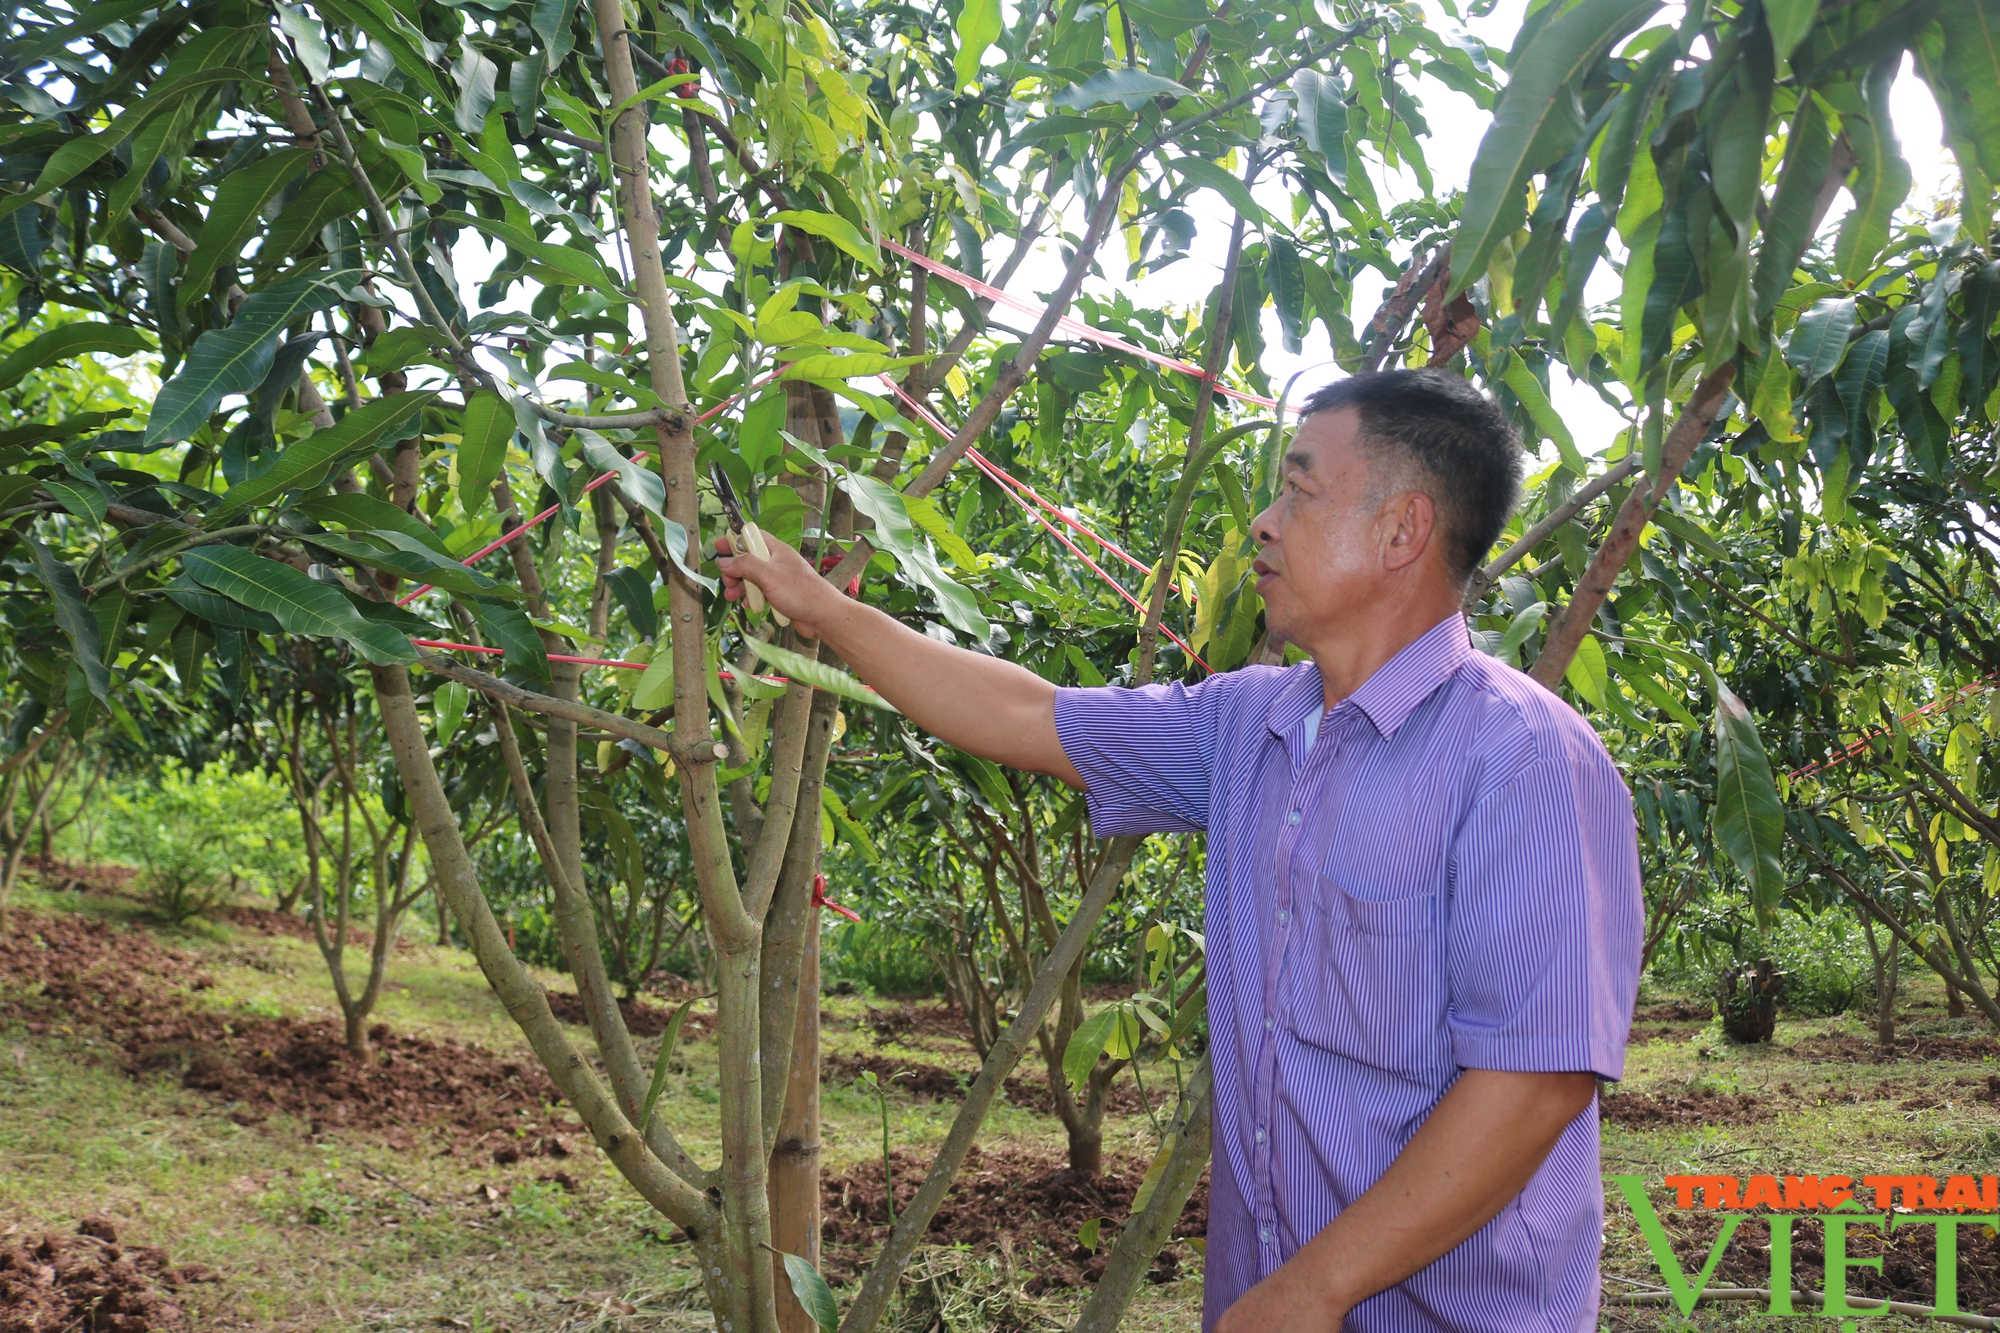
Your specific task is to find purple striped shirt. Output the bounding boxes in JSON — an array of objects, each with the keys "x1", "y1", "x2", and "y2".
[{"x1": 1054, "y1": 614, "x2": 1641, "y2": 1332}]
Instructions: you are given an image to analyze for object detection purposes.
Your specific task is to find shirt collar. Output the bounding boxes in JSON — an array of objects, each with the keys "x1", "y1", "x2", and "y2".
[{"x1": 1265, "y1": 613, "x2": 1475, "y2": 742}]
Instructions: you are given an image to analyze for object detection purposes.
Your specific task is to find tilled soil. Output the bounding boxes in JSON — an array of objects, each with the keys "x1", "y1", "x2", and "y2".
[
  {"x1": 820, "y1": 1143, "x2": 1207, "y2": 1291},
  {"x1": 823, "y1": 1051, "x2": 1175, "y2": 1119},
  {"x1": 863, "y1": 1001, "x2": 971, "y2": 1047},
  {"x1": 1638, "y1": 1210, "x2": 2000, "y2": 1317},
  {"x1": 1789, "y1": 1031, "x2": 2000, "y2": 1063},
  {"x1": 0, "y1": 910, "x2": 579, "y2": 1161},
  {"x1": 0, "y1": 1215, "x2": 218, "y2": 1333},
  {"x1": 1599, "y1": 1084, "x2": 1777, "y2": 1128},
  {"x1": 541, "y1": 988, "x2": 714, "y2": 1039}
]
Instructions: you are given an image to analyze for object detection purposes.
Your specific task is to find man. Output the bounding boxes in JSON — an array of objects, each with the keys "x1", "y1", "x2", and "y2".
[{"x1": 719, "y1": 368, "x2": 1642, "y2": 1332}]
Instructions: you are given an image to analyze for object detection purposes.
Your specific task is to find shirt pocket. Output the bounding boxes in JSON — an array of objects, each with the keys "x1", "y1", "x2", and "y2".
[{"x1": 1282, "y1": 875, "x2": 1448, "y2": 1075}]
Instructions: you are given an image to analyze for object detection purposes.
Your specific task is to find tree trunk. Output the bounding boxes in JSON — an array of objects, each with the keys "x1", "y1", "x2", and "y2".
[
  {"x1": 769, "y1": 888, "x2": 822, "y2": 1333},
  {"x1": 1861, "y1": 912, "x2": 1896, "y2": 1049},
  {"x1": 344, "y1": 1005, "x2": 372, "y2": 1059},
  {"x1": 1946, "y1": 977, "x2": 1967, "y2": 1018},
  {"x1": 1717, "y1": 959, "x2": 1781, "y2": 1043},
  {"x1": 1065, "y1": 1121, "x2": 1104, "y2": 1178}
]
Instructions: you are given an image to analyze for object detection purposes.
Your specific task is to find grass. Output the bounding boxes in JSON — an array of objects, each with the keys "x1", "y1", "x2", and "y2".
[{"x1": 6, "y1": 875, "x2": 2000, "y2": 1330}]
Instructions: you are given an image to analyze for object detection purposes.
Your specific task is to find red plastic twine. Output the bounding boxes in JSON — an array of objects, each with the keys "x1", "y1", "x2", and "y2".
[
  {"x1": 883, "y1": 239, "x2": 1296, "y2": 414},
  {"x1": 1787, "y1": 675, "x2": 2000, "y2": 780},
  {"x1": 812, "y1": 871, "x2": 863, "y2": 923}
]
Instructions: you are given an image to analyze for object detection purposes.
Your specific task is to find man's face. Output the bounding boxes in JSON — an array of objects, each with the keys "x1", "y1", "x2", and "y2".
[{"x1": 1250, "y1": 408, "x2": 1415, "y2": 647}]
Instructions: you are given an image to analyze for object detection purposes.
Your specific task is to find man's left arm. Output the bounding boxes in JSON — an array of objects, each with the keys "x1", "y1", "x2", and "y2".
[{"x1": 1214, "y1": 1069, "x2": 1598, "y2": 1333}]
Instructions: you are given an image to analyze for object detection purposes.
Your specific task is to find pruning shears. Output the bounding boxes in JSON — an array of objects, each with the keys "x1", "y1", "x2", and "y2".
[{"x1": 710, "y1": 463, "x2": 788, "y2": 626}]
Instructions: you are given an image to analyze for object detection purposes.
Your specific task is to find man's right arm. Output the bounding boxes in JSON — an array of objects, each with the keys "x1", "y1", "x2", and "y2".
[{"x1": 715, "y1": 536, "x2": 1083, "y2": 787}]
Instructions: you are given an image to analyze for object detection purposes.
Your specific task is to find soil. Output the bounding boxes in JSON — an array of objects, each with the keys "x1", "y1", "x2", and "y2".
[
  {"x1": 820, "y1": 1142, "x2": 1208, "y2": 1292},
  {"x1": 823, "y1": 1051, "x2": 1175, "y2": 1118},
  {"x1": 863, "y1": 1002, "x2": 969, "y2": 1047},
  {"x1": 1627, "y1": 1026, "x2": 1701, "y2": 1044},
  {"x1": 0, "y1": 910, "x2": 579, "y2": 1161},
  {"x1": 1649, "y1": 1211, "x2": 2000, "y2": 1317},
  {"x1": 1634, "y1": 1002, "x2": 1713, "y2": 1023},
  {"x1": 542, "y1": 988, "x2": 713, "y2": 1039},
  {"x1": 1789, "y1": 1031, "x2": 2000, "y2": 1063},
  {"x1": 0, "y1": 1215, "x2": 218, "y2": 1333},
  {"x1": 1599, "y1": 1085, "x2": 1776, "y2": 1128}
]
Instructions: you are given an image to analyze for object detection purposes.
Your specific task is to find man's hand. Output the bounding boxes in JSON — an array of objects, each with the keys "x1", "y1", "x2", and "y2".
[
  {"x1": 715, "y1": 535, "x2": 839, "y2": 639},
  {"x1": 1215, "y1": 1265, "x2": 1345, "y2": 1333}
]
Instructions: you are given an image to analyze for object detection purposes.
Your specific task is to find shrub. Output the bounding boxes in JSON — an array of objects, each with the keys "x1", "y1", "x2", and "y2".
[{"x1": 104, "y1": 763, "x2": 298, "y2": 923}]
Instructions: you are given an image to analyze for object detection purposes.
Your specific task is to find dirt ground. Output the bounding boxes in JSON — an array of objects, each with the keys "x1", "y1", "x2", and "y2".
[{"x1": 9, "y1": 868, "x2": 2000, "y2": 1331}]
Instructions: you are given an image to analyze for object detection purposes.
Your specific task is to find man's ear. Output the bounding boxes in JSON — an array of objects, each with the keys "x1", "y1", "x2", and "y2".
[{"x1": 1380, "y1": 490, "x2": 1436, "y2": 573}]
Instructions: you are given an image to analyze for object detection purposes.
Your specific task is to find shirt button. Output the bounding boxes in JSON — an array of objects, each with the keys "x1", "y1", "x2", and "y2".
[
  {"x1": 1260, "y1": 1227, "x2": 1273, "y2": 1245},
  {"x1": 1264, "y1": 1017, "x2": 1274, "y2": 1032},
  {"x1": 1287, "y1": 810, "x2": 1301, "y2": 826},
  {"x1": 1276, "y1": 908, "x2": 1289, "y2": 926},
  {"x1": 1255, "y1": 1126, "x2": 1267, "y2": 1144}
]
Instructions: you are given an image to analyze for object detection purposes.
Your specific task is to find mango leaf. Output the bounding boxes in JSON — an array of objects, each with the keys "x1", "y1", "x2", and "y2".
[
  {"x1": 1833, "y1": 64, "x2": 1913, "y2": 280},
  {"x1": 43, "y1": 479, "x2": 105, "y2": 526},
  {"x1": 1713, "y1": 682, "x2": 1787, "y2": 926},
  {"x1": 163, "y1": 579, "x2": 285, "y2": 633},
  {"x1": 1266, "y1": 235, "x2": 1307, "y2": 354},
  {"x1": 452, "y1": 44, "x2": 498, "y2": 134},
  {"x1": 1764, "y1": 0, "x2": 1821, "y2": 64},
  {"x1": 1783, "y1": 296, "x2": 1856, "y2": 384},
  {"x1": 769, "y1": 210, "x2": 879, "y2": 270},
  {"x1": 1494, "y1": 600, "x2": 1548, "y2": 665},
  {"x1": 297, "y1": 492, "x2": 455, "y2": 558},
  {"x1": 631, "y1": 650, "x2": 674, "y2": 711},
  {"x1": 1752, "y1": 95, "x2": 1833, "y2": 321},
  {"x1": 606, "y1": 566, "x2": 659, "y2": 639},
  {"x1": 182, "y1": 546, "x2": 416, "y2": 664},
  {"x1": 178, "y1": 148, "x2": 316, "y2": 310},
  {"x1": 639, "y1": 995, "x2": 703, "y2": 1131},
  {"x1": 781, "y1": 1253, "x2": 838, "y2": 1333},
  {"x1": 1054, "y1": 67, "x2": 1190, "y2": 111},
  {"x1": 304, "y1": 531, "x2": 503, "y2": 596},
  {"x1": 0, "y1": 324, "x2": 152, "y2": 392},
  {"x1": 433, "y1": 679, "x2": 469, "y2": 744},
  {"x1": 744, "y1": 639, "x2": 896, "y2": 711},
  {"x1": 1062, "y1": 1008, "x2": 1119, "y2": 1091},
  {"x1": 211, "y1": 391, "x2": 439, "y2": 521},
  {"x1": 24, "y1": 537, "x2": 108, "y2": 701},
  {"x1": 277, "y1": 3, "x2": 330, "y2": 81},
  {"x1": 145, "y1": 271, "x2": 352, "y2": 446},
  {"x1": 1451, "y1": 0, "x2": 1662, "y2": 296},
  {"x1": 953, "y1": 0, "x2": 1001, "y2": 90},
  {"x1": 839, "y1": 470, "x2": 989, "y2": 639},
  {"x1": 1168, "y1": 157, "x2": 1266, "y2": 225},
  {"x1": 1564, "y1": 633, "x2": 1609, "y2": 708},
  {"x1": 1498, "y1": 358, "x2": 1584, "y2": 471},
  {"x1": 780, "y1": 352, "x2": 923, "y2": 380},
  {"x1": 473, "y1": 600, "x2": 550, "y2": 683},
  {"x1": 457, "y1": 390, "x2": 515, "y2": 516}
]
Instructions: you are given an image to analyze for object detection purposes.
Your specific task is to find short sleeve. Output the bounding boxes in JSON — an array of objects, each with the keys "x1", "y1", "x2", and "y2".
[
  {"x1": 1053, "y1": 680, "x2": 1223, "y2": 835},
  {"x1": 1444, "y1": 733, "x2": 1643, "y2": 1081}
]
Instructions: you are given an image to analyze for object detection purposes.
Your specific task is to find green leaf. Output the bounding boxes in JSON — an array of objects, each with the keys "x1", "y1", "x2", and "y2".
[
  {"x1": 606, "y1": 567, "x2": 659, "y2": 639},
  {"x1": 631, "y1": 650, "x2": 674, "y2": 711},
  {"x1": 163, "y1": 579, "x2": 285, "y2": 633},
  {"x1": 298, "y1": 492, "x2": 454, "y2": 558},
  {"x1": 1494, "y1": 600, "x2": 1548, "y2": 665},
  {"x1": 1062, "y1": 1008, "x2": 1119, "y2": 1091},
  {"x1": 457, "y1": 390, "x2": 515, "y2": 516},
  {"x1": 452, "y1": 44, "x2": 499, "y2": 134},
  {"x1": 182, "y1": 546, "x2": 416, "y2": 664},
  {"x1": 145, "y1": 271, "x2": 351, "y2": 446},
  {"x1": 1498, "y1": 359, "x2": 1584, "y2": 471},
  {"x1": 743, "y1": 639, "x2": 896, "y2": 711},
  {"x1": 306, "y1": 531, "x2": 502, "y2": 596},
  {"x1": 1833, "y1": 63, "x2": 1913, "y2": 280},
  {"x1": 1564, "y1": 633, "x2": 1609, "y2": 708},
  {"x1": 211, "y1": 392, "x2": 438, "y2": 521},
  {"x1": 839, "y1": 470, "x2": 990, "y2": 639},
  {"x1": 1607, "y1": 655, "x2": 1701, "y2": 727},
  {"x1": 0, "y1": 324, "x2": 152, "y2": 393},
  {"x1": 473, "y1": 599, "x2": 550, "y2": 683},
  {"x1": 1764, "y1": 0, "x2": 1820, "y2": 66},
  {"x1": 1168, "y1": 157, "x2": 1266, "y2": 226},
  {"x1": 433, "y1": 680, "x2": 469, "y2": 744},
  {"x1": 780, "y1": 353, "x2": 924, "y2": 381},
  {"x1": 1066, "y1": 644, "x2": 1108, "y2": 687},
  {"x1": 781, "y1": 1253, "x2": 838, "y2": 1333},
  {"x1": 1751, "y1": 94, "x2": 1834, "y2": 321},
  {"x1": 640, "y1": 995, "x2": 702, "y2": 1131},
  {"x1": 954, "y1": 0, "x2": 1002, "y2": 91},
  {"x1": 1712, "y1": 682, "x2": 1786, "y2": 926},
  {"x1": 531, "y1": 0, "x2": 579, "y2": 66},
  {"x1": 1266, "y1": 235, "x2": 1307, "y2": 355},
  {"x1": 277, "y1": 3, "x2": 330, "y2": 81},
  {"x1": 43, "y1": 479, "x2": 105, "y2": 527},
  {"x1": 1783, "y1": 296, "x2": 1856, "y2": 384},
  {"x1": 768, "y1": 210, "x2": 879, "y2": 270},
  {"x1": 1291, "y1": 69, "x2": 1349, "y2": 159},
  {"x1": 24, "y1": 537, "x2": 108, "y2": 702},
  {"x1": 1054, "y1": 67, "x2": 1191, "y2": 111},
  {"x1": 178, "y1": 148, "x2": 316, "y2": 310},
  {"x1": 1451, "y1": 0, "x2": 1662, "y2": 296},
  {"x1": 902, "y1": 494, "x2": 979, "y2": 571}
]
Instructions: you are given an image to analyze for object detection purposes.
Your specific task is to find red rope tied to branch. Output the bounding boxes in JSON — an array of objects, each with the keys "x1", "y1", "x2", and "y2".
[
  {"x1": 883, "y1": 238, "x2": 1297, "y2": 414},
  {"x1": 812, "y1": 871, "x2": 862, "y2": 923},
  {"x1": 1787, "y1": 675, "x2": 2000, "y2": 780}
]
